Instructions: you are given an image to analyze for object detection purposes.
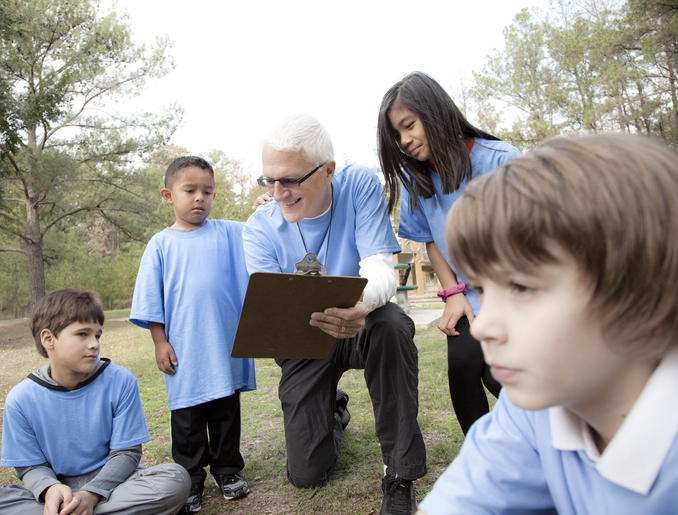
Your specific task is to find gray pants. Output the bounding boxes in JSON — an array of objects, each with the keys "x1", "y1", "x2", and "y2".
[{"x1": 0, "y1": 463, "x2": 190, "y2": 515}]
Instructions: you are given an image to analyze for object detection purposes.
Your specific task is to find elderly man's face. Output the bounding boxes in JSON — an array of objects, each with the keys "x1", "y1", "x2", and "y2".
[{"x1": 261, "y1": 147, "x2": 335, "y2": 223}]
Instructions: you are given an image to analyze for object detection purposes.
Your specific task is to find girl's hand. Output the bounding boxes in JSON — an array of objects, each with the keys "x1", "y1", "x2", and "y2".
[
  {"x1": 438, "y1": 293, "x2": 474, "y2": 336},
  {"x1": 252, "y1": 193, "x2": 272, "y2": 211}
]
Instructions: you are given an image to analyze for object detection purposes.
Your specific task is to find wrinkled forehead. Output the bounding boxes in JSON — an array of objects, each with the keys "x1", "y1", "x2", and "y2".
[{"x1": 261, "y1": 148, "x2": 313, "y2": 177}]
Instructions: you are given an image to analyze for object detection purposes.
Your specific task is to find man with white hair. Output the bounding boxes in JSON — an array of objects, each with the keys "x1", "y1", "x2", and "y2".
[{"x1": 243, "y1": 114, "x2": 426, "y2": 515}]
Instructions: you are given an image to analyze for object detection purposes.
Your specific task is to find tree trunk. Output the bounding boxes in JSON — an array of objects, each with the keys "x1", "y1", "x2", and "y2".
[{"x1": 25, "y1": 192, "x2": 46, "y2": 308}]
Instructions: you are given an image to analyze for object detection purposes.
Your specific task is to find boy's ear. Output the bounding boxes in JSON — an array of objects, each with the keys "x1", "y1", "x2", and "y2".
[
  {"x1": 160, "y1": 188, "x2": 173, "y2": 204},
  {"x1": 40, "y1": 329, "x2": 56, "y2": 352}
]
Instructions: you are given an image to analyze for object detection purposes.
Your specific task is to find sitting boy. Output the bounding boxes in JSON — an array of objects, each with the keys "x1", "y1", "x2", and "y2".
[
  {"x1": 417, "y1": 133, "x2": 678, "y2": 514},
  {"x1": 0, "y1": 288, "x2": 190, "y2": 515}
]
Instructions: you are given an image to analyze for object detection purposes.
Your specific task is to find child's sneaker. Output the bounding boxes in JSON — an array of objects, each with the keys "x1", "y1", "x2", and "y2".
[
  {"x1": 213, "y1": 473, "x2": 250, "y2": 500},
  {"x1": 181, "y1": 482, "x2": 203, "y2": 513}
]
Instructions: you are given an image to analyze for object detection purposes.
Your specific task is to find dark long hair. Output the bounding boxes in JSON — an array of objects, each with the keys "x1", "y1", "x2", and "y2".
[{"x1": 378, "y1": 71, "x2": 499, "y2": 214}]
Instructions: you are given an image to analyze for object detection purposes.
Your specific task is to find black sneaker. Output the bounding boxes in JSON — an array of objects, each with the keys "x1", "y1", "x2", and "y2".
[
  {"x1": 181, "y1": 482, "x2": 203, "y2": 513},
  {"x1": 213, "y1": 473, "x2": 250, "y2": 500},
  {"x1": 380, "y1": 475, "x2": 417, "y2": 515},
  {"x1": 335, "y1": 389, "x2": 350, "y2": 430}
]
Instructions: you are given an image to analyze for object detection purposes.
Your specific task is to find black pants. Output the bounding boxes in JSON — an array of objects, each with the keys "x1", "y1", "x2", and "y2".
[
  {"x1": 275, "y1": 302, "x2": 426, "y2": 488},
  {"x1": 170, "y1": 392, "x2": 244, "y2": 484},
  {"x1": 447, "y1": 316, "x2": 501, "y2": 434}
]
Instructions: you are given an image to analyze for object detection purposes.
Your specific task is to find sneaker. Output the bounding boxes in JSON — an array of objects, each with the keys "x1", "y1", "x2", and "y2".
[
  {"x1": 380, "y1": 474, "x2": 417, "y2": 515},
  {"x1": 180, "y1": 482, "x2": 203, "y2": 513},
  {"x1": 213, "y1": 473, "x2": 250, "y2": 500},
  {"x1": 335, "y1": 389, "x2": 351, "y2": 430}
]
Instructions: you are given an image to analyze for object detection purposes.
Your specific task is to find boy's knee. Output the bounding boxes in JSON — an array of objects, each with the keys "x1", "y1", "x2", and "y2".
[{"x1": 146, "y1": 463, "x2": 192, "y2": 499}]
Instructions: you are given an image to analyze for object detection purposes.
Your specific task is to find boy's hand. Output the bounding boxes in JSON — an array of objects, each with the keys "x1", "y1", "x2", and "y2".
[
  {"x1": 252, "y1": 192, "x2": 272, "y2": 211},
  {"x1": 43, "y1": 483, "x2": 71, "y2": 515},
  {"x1": 439, "y1": 293, "x2": 474, "y2": 336},
  {"x1": 155, "y1": 340, "x2": 178, "y2": 375},
  {"x1": 55, "y1": 490, "x2": 100, "y2": 515},
  {"x1": 310, "y1": 301, "x2": 369, "y2": 338}
]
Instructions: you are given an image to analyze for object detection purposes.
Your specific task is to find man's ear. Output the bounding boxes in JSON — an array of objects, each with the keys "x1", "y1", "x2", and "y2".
[
  {"x1": 40, "y1": 329, "x2": 56, "y2": 352},
  {"x1": 160, "y1": 188, "x2": 173, "y2": 204},
  {"x1": 324, "y1": 161, "x2": 336, "y2": 183}
]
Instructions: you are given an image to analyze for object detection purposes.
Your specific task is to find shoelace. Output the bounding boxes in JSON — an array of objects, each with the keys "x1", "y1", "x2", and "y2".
[{"x1": 384, "y1": 477, "x2": 413, "y2": 514}]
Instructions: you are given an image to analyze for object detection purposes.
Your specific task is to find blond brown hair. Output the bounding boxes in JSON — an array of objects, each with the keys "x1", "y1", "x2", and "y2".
[
  {"x1": 447, "y1": 133, "x2": 678, "y2": 355},
  {"x1": 29, "y1": 288, "x2": 105, "y2": 358}
]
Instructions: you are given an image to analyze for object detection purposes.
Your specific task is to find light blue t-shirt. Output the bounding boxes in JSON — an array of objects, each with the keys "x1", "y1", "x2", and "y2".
[
  {"x1": 129, "y1": 219, "x2": 256, "y2": 411},
  {"x1": 243, "y1": 164, "x2": 400, "y2": 275},
  {"x1": 398, "y1": 139, "x2": 521, "y2": 314},
  {"x1": 1, "y1": 363, "x2": 149, "y2": 477}
]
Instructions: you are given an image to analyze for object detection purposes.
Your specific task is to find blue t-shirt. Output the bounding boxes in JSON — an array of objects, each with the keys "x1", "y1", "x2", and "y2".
[
  {"x1": 129, "y1": 219, "x2": 256, "y2": 411},
  {"x1": 1, "y1": 363, "x2": 149, "y2": 477},
  {"x1": 398, "y1": 139, "x2": 521, "y2": 314},
  {"x1": 243, "y1": 164, "x2": 400, "y2": 275},
  {"x1": 419, "y1": 391, "x2": 678, "y2": 515}
]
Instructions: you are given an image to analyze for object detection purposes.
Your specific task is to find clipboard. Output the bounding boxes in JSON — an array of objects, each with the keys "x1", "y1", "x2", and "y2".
[{"x1": 231, "y1": 272, "x2": 368, "y2": 359}]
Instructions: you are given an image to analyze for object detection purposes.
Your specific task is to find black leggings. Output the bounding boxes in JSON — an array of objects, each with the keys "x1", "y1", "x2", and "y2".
[{"x1": 447, "y1": 316, "x2": 501, "y2": 434}]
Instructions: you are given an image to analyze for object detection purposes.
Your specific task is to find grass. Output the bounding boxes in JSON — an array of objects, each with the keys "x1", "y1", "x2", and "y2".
[{"x1": 0, "y1": 312, "x2": 488, "y2": 514}]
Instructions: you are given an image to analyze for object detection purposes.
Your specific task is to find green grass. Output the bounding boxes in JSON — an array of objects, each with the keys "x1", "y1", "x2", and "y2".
[{"x1": 0, "y1": 317, "x2": 480, "y2": 514}]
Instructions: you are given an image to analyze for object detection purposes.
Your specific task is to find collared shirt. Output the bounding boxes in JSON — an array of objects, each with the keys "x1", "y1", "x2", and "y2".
[
  {"x1": 419, "y1": 348, "x2": 678, "y2": 515},
  {"x1": 550, "y1": 347, "x2": 678, "y2": 494}
]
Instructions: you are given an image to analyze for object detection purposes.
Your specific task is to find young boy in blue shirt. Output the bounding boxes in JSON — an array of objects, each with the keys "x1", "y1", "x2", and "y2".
[
  {"x1": 129, "y1": 156, "x2": 256, "y2": 514},
  {"x1": 0, "y1": 288, "x2": 190, "y2": 515},
  {"x1": 417, "y1": 133, "x2": 678, "y2": 515}
]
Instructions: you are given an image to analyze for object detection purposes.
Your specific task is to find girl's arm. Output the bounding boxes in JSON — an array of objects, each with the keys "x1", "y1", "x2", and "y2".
[{"x1": 426, "y1": 242, "x2": 474, "y2": 336}]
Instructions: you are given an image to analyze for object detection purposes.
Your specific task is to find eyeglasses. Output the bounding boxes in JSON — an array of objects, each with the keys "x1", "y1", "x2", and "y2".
[{"x1": 257, "y1": 162, "x2": 327, "y2": 189}]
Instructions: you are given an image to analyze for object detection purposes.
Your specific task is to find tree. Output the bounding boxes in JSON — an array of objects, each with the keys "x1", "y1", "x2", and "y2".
[
  {"x1": 471, "y1": 9, "x2": 564, "y2": 149},
  {"x1": 0, "y1": 0, "x2": 181, "y2": 307}
]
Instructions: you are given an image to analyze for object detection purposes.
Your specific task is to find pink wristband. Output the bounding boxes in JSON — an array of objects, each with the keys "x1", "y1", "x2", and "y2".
[{"x1": 437, "y1": 282, "x2": 467, "y2": 302}]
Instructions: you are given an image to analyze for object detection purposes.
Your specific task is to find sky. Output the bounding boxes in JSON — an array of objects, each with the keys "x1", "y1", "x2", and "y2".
[{"x1": 112, "y1": 0, "x2": 552, "y2": 175}]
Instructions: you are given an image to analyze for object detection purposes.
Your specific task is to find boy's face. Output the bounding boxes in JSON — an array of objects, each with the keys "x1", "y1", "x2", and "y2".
[
  {"x1": 469, "y1": 244, "x2": 641, "y2": 418},
  {"x1": 41, "y1": 320, "x2": 102, "y2": 390},
  {"x1": 161, "y1": 166, "x2": 215, "y2": 230}
]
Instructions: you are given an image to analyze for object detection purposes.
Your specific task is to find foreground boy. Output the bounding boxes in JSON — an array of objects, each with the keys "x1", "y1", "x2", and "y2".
[
  {"x1": 130, "y1": 156, "x2": 255, "y2": 514},
  {"x1": 417, "y1": 133, "x2": 678, "y2": 514},
  {"x1": 0, "y1": 288, "x2": 190, "y2": 515}
]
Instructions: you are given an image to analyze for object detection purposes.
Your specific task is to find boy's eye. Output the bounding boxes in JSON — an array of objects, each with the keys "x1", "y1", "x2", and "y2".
[
  {"x1": 510, "y1": 282, "x2": 533, "y2": 294},
  {"x1": 467, "y1": 284, "x2": 483, "y2": 296}
]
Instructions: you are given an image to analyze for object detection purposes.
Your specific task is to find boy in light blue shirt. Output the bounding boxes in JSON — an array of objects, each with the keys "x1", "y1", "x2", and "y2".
[
  {"x1": 129, "y1": 156, "x2": 255, "y2": 514},
  {"x1": 417, "y1": 133, "x2": 678, "y2": 515},
  {"x1": 0, "y1": 288, "x2": 190, "y2": 515}
]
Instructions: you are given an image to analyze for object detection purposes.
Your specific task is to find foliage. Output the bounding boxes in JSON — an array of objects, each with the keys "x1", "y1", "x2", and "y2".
[
  {"x1": 0, "y1": 0, "x2": 181, "y2": 307},
  {"x1": 470, "y1": 0, "x2": 678, "y2": 150}
]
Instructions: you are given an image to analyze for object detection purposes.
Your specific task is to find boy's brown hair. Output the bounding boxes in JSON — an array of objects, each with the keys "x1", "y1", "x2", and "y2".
[
  {"x1": 447, "y1": 133, "x2": 678, "y2": 356},
  {"x1": 29, "y1": 288, "x2": 105, "y2": 358}
]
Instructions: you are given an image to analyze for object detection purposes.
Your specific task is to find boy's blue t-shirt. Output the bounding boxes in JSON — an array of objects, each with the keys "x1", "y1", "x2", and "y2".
[
  {"x1": 243, "y1": 164, "x2": 400, "y2": 275},
  {"x1": 398, "y1": 139, "x2": 521, "y2": 314},
  {"x1": 129, "y1": 219, "x2": 256, "y2": 411},
  {"x1": 1, "y1": 363, "x2": 149, "y2": 477}
]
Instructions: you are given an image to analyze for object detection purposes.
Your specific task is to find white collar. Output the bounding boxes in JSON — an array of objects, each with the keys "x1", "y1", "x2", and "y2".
[{"x1": 549, "y1": 347, "x2": 678, "y2": 494}]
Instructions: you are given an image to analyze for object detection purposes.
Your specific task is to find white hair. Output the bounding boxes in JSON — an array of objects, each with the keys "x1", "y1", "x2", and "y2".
[{"x1": 261, "y1": 114, "x2": 334, "y2": 165}]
